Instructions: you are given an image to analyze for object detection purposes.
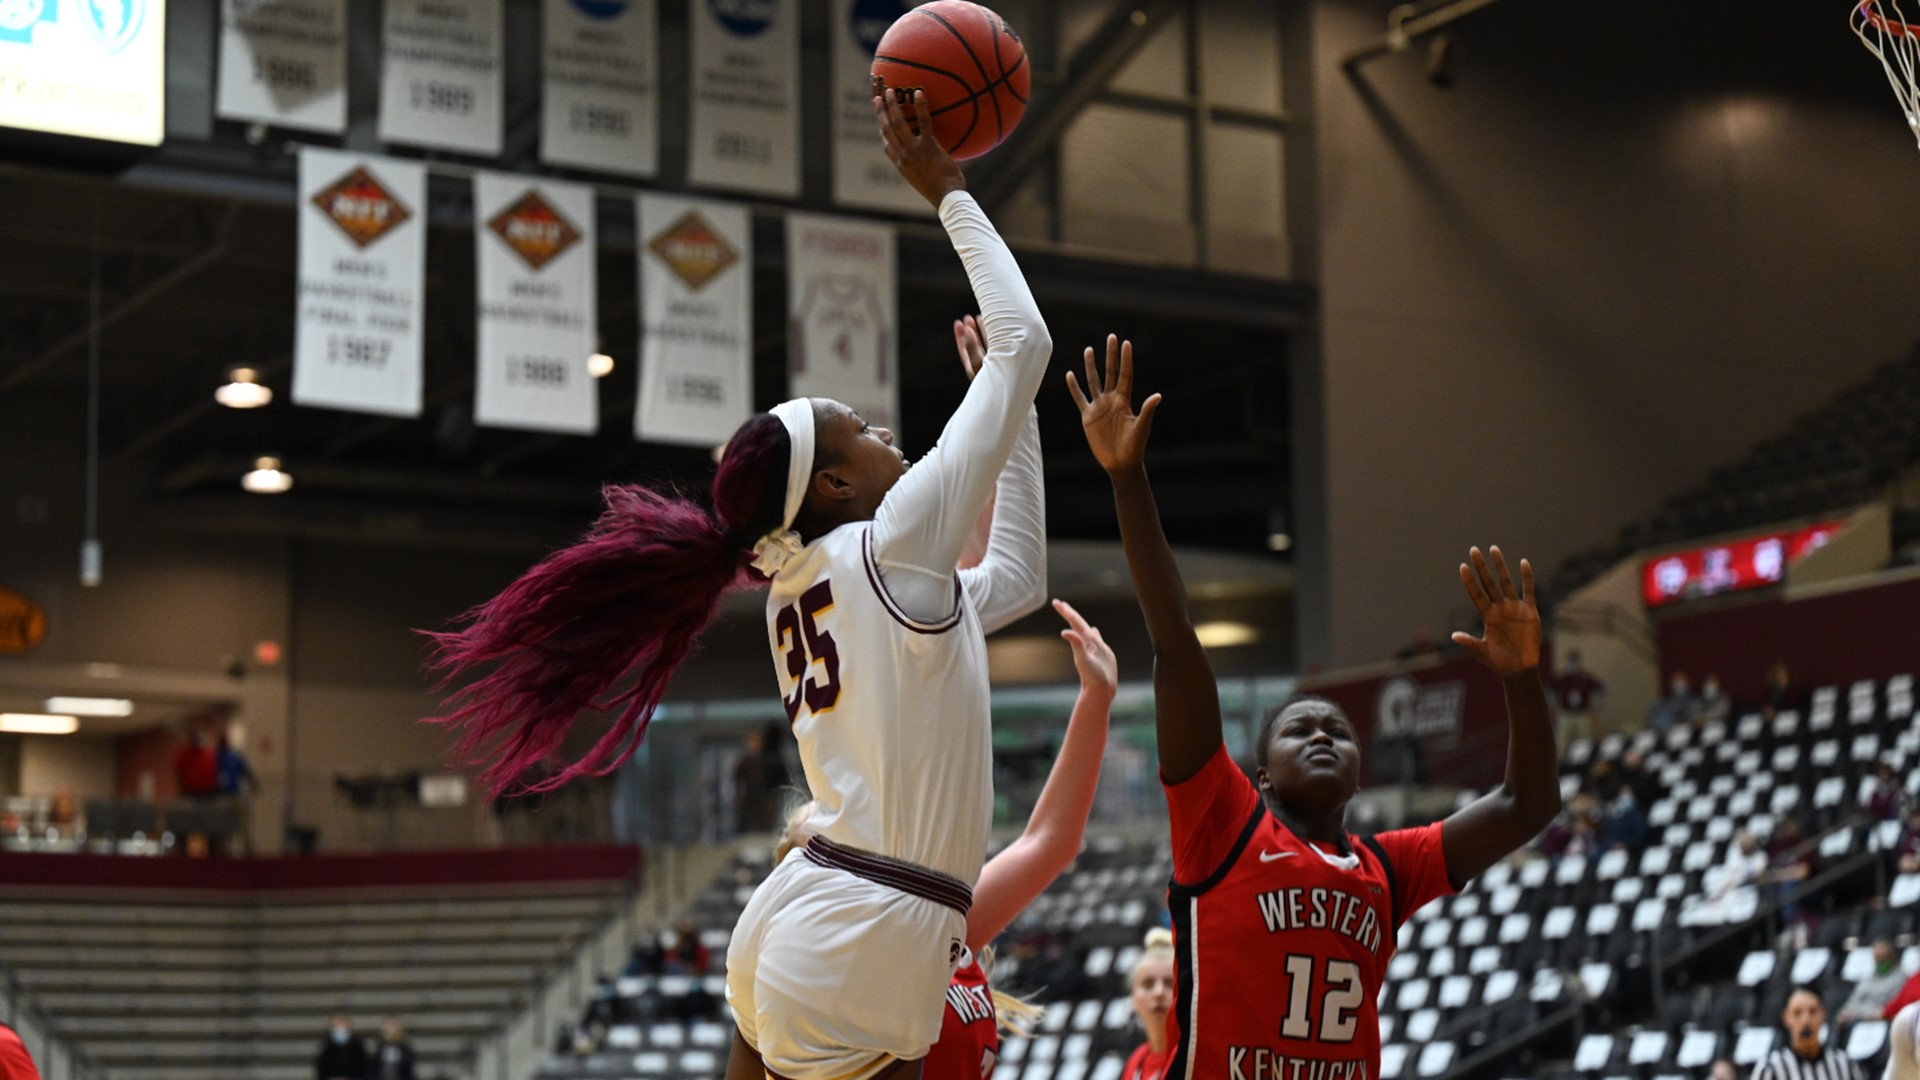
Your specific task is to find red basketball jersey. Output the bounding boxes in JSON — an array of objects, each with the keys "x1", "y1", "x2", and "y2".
[
  {"x1": 1164, "y1": 746, "x2": 1454, "y2": 1080},
  {"x1": 922, "y1": 951, "x2": 1000, "y2": 1080}
]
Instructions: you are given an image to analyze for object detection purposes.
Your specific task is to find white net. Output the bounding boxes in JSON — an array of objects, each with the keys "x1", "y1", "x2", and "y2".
[{"x1": 1853, "y1": 0, "x2": 1920, "y2": 150}]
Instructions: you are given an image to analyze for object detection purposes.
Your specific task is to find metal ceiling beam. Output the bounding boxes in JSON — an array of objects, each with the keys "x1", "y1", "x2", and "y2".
[
  {"x1": 0, "y1": 203, "x2": 239, "y2": 393},
  {"x1": 1340, "y1": 0, "x2": 1510, "y2": 71},
  {"x1": 968, "y1": 0, "x2": 1185, "y2": 212}
]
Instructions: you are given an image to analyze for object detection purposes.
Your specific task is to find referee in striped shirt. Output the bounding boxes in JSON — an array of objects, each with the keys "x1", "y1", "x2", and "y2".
[{"x1": 1753, "y1": 986, "x2": 1865, "y2": 1080}]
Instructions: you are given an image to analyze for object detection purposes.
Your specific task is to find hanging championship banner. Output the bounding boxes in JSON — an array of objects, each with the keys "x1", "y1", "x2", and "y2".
[
  {"x1": 293, "y1": 148, "x2": 427, "y2": 418},
  {"x1": 215, "y1": 0, "x2": 348, "y2": 133},
  {"x1": 787, "y1": 213, "x2": 898, "y2": 433},
  {"x1": 831, "y1": 0, "x2": 926, "y2": 214},
  {"x1": 474, "y1": 173, "x2": 598, "y2": 434},
  {"x1": 686, "y1": 0, "x2": 801, "y2": 197},
  {"x1": 635, "y1": 194, "x2": 752, "y2": 447},
  {"x1": 540, "y1": 0, "x2": 659, "y2": 177},
  {"x1": 378, "y1": 0, "x2": 503, "y2": 155}
]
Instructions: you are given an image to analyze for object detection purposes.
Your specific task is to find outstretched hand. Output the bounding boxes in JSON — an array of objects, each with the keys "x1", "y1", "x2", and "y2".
[
  {"x1": 1451, "y1": 546, "x2": 1541, "y2": 676},
  {"x1": 955, "y1": 314, "x2": 985, "y2": 381},
  {"x1": 1066, "y1": 335, "x2": 1160, "y2": 475},
  {"x1": 873, "y1": 82, "x2": 965, "y2": 209},
  {"x1": 1055, "y1": 599, "x2": 1118, "y2": 698}
]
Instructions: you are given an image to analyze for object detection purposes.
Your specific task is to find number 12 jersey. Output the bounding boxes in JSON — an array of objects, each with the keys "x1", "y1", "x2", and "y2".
[{"x1": 1164, "y1": 746, "x2": 1455, "y2": 1080}]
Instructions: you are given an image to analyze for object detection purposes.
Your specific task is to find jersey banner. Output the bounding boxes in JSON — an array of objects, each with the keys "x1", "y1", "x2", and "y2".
[
  {"x1": 540, "y1": 0, "x2": 659, "y2": 178},
  {"x1": 686, "y1": 0, "x2": 800, "y2": 197},
  {"x1": 831, "y1": 0, "x2": 928, "y2": 214},
  {"x1": 786, "y1": 212, "x2": 898, "y2": 434},
  {"x1": 378, "y1": 0, "x2": 503, "y2": 155},
  {"x1": 293, "y1": 147, "x2": 427, "y2": 418},
  {"x1": 635, "y1": 194, "x2": 753, "y2": 447},
  {"x1": 473, "y1": 173, "x2": 598, "y2": 434},
  {"x1": 215, "y1": 0, "x2": 346, "y2": 134}
]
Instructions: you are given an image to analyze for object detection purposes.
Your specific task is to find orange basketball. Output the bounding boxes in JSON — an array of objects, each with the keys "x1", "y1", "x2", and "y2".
[{"x1": 871, "y1": 1, "x2": 1030, "y2": 161}]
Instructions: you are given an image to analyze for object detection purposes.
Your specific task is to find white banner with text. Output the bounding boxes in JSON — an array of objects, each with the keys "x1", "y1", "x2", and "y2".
[{"x1": 474, "y1": 174, "x2": 599, "y2": 434}]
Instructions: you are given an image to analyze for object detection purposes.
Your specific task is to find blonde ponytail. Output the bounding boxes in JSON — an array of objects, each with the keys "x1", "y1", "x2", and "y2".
[{"x1": 978, "y1": 945, "x2": 1045, "y2": 1037}]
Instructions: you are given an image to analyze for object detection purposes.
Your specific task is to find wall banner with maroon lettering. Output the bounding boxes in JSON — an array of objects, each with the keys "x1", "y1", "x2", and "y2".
[
  {"x1": 215, "y1": 0, "x2": 349, "y2": 133},
  {"x1": 786, "y1": 213, "x2": 898, "y2": 434},
  {"x1": 473, "y1": 173, "x2": 598, "y2": 434},
  {"x1": 830, "y1": 0, "x2": 927, "y2": 214},
  {"x1": 293, "y1": 147, "x2": 426, "y2": 417},
  {"x1": 378, "y1": 0, "x2": 503, "y2": 155},
  {"x1": 686, "y1": 0, "x2": 800, "y2": 197},
  {"x1": 540, "y1": 0, "x2": 659, "y2": 177},
  {"x1": 635, "y1": 194, "x2": 752, "y2": 447}
]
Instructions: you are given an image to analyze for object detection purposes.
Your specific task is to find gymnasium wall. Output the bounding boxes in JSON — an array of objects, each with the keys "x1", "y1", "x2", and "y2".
[{"x1": 1299, "y1": 0, "x2": 1920, "y2": 668}]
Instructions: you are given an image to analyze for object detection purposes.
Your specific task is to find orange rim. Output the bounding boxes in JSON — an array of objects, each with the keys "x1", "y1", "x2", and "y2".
[{"x1": 1861, "y1": 0, "x2": 1920, "y2": 37}]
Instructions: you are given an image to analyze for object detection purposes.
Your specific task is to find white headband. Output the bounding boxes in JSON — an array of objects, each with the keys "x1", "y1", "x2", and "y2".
[{"x1": 751, "y1": 398, "x2": 816, "y2": 576}]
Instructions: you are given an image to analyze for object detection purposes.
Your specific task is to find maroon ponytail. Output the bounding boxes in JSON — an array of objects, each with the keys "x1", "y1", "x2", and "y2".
[{"x1": 424, "y1": 414, "x2": 794, "y2": 795}]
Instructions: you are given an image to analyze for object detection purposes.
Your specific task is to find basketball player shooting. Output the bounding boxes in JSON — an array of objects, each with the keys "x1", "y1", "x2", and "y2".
[{"x1": 1068, "y1": 337, "x2": 1561, "y2": 1080}]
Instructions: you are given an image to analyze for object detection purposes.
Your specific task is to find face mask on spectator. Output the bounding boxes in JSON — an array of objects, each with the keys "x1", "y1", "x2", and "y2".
[{"x1": 331, "y1": 1027, "x2": 351, "y2": 1044}]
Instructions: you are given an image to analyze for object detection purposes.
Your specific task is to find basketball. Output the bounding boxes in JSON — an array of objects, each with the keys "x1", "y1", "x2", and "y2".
[{"x1": 871, "y1": 1, "x2": 1030, "y2": 161}]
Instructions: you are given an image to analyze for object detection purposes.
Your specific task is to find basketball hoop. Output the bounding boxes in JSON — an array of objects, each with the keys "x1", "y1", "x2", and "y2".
[{"x1": 1853, "y1": 0, "x2": 1920, "y2": 150}]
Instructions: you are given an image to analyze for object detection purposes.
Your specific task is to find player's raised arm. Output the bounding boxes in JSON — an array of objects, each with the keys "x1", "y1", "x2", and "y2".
[
  {"x1": 966, "y1": 600, "x2": 1117, "y2": 948},
  {"x1": 1070, "y1": 336, "x2": 1222, "y2": 786},
  {"x1": 865, "y1": 90, "x2": 1052, "y2": 625},
  {"x1": 1436, "y1": 546, "x2": 1562, "y2": 886},
  {"x1": 951, "y1": 314, "x2": 1046, "y2": 633}
]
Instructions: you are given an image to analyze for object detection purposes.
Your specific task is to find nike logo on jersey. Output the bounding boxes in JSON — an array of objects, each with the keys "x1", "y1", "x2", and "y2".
[{"x1": 1259, "y1": 850, "x2": 1298, "y2": 862}]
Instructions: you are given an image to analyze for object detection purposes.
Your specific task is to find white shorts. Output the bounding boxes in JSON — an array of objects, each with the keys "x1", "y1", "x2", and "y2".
[{"x1": 726, "y1": 848, "x2": 966, "y2": 1080}]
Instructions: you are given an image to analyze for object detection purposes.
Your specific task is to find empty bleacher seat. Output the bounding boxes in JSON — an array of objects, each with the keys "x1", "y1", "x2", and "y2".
[
  {"x1": 1733, "y1": 1025, "x2": 1777, "y2": 1066},
  {"x1": 1848, "y1": 1020, "x2": 1890, "y2": 1061}
]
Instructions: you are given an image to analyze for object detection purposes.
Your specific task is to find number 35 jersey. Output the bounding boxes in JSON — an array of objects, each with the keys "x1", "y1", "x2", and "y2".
[
  {"x1": 766, "y1": 521, "x2": 993, "y2": 886},
  {"x1": 1164, "y1": 747, "x2": 1455, "y2": 1080}
]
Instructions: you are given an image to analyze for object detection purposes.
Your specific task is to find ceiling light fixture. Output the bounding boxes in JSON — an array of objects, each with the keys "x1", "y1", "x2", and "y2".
[
  {"x1": 241, "y1": 456, "x2": 293, "y2": 494},
  {"x1": 215, "y1": 366, "x2": 273, "y2": 409},
  {"x1": 43, "y1": 697, "x2": 133, "y2": 717},
  {"x1": 0, "y1": 713, "x2": 80, "y2": 735},
  {"x1": 1194, "y1": 621, "x2": 1260, "y2": 649},
  {"x1": 589, "y1": 352, "x2": 615, "y2": 378}
]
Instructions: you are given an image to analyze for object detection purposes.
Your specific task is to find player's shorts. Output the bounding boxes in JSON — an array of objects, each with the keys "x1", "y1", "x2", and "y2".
[{"x1": 726, "y1": 836, "x2": 972, "y2": 1080}]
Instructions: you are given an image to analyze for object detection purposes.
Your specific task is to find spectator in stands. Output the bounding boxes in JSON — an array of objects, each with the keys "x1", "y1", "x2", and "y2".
[
  {"x1": 1550, "y1": 650, "x2": 1606, "y2": 745},
  {"x1": 315, "y1": 1015, "x2": 368, "y2": 1080},
  {"x1": 1717, "y1": 831, "x2": 1769, "y2": 897},
  {"x1": 172, "y1": 728, "x2": 220, "y2": 800},
  {"x1": 732, "y1": 723, "x2": 788, "y2": 836},
  {"x1": 1751, "y1": 987, "x2": 1862, "y2": 1080},
  {"x1": 367, "y1": 1017, "x2": 415, "y2": 1080},
  {"x1": 1766, "y1": 662, "x2": 1795, "y2": 711},
  {"x1": 1769, "y1": 819, "x2": 1820, "y2": 945},
  {"x1": 0, "y1": 1021, "x2": 42, "y2": 1080},
  {"x1": 1648, "y1": 672, "x2": 1698, "y2": 731},
  {"x1": 1697, "y1": 674, "x2": 1732, "y2": 728},
  {"x1": 1863, "y1": 763, "x2": 1909, "y2": 822},
  {"x1": 1601, "y1": 789, "x2": 1650, "y2": 855},
  {"x1": 1123, "y1": 929, "x2": 1177, "y2": 1080},
  {"x1": 663, "y1": 918, "x2": 710, "y2": 977},
  {"x1": 623, "y1": 930, "x2": 664, "y2": 977},
  {"x1": 217, "y1": 733, "x2": 257, "y2": 797},
  {"x1": 1615, "y1": 748, "x2": 1661, "y2": 809},
  {"x1": 1899, "y1": 804, "x2": 1920, "y2": 875},
  {"x1": 1839, "y1": 939, "x2": 1909, "y2": 1023},
  {"x1": 1709, "y1": 1059, "x2": 1737, "y2": 1080}
]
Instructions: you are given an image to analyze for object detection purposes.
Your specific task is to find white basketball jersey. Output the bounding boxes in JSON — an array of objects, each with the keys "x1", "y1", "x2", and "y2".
[{"x1": 766, "y1": 522, "x2": 992, "y2": 885}]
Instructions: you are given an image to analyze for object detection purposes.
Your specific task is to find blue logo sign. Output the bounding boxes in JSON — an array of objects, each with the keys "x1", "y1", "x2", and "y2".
[
  {"x1": 709, "y1": 0, "x2": 776, "y2": 37},
  {"x1": 80, "y1": 0, "x2": 144, "y2": 54},
  {"x1": 0, "y1": 0, "x2": 57, "y2": 46},
  {"x1": 848, "y1": 0, "x2": 912, "y2": 57},
  {"x1": 568, "y1": 0, "x2": 626, "y2": 21}
]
